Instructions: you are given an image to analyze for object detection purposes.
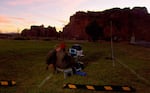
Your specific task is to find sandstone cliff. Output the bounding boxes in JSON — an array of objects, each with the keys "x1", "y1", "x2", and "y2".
[
  {"x1": 21, "y1": 25, "x2": 58, "y2": 39},
  {"x1": 63, "y1": 7, "x2": 150, "y2": 41}
]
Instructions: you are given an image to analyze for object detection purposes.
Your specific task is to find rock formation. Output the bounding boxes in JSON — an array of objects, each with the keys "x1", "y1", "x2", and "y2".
[
  {"x1": 63, "y1": 7, "x2": 150, "y2": 41},
  {"x1": 21, "y1": 25, "x2": 58, "y2": 39}
]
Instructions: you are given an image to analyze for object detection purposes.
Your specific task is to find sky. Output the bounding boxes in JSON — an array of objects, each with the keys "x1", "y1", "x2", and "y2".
[{"x1": 0, "y1": 0, "x2": 150, "y2": 33}]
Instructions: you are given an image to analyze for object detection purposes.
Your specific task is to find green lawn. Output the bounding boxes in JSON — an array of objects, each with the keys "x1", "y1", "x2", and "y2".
[{"x1": 0, "y1": 40, "x2": 149, "y2": 93}]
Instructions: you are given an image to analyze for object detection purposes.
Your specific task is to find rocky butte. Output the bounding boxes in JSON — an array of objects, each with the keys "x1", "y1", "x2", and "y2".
[
  {"x1": 21, "y1": 25, "x2": 58, "y2": 39},
  {"x1": 63, "y1": 7, "x2": 150, "y2": 41}
]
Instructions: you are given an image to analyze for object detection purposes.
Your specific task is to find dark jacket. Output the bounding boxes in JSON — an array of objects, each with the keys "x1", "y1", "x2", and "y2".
[{"x1": 46, "y1": 49, "x2": 75, "y2": 69}]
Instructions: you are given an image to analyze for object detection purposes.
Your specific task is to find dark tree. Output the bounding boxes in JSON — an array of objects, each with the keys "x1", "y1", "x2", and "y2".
[{"x1": 85, "y1": 21, "x2": 103, "y2": 41}]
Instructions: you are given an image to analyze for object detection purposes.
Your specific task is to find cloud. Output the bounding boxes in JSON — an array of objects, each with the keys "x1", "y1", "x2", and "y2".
[
  {"x1": 0, "y1": 14, "x2": 37, "y2": 28},
  {"x1": 6, "y1": 0, "x2": 49, "y2": 6},
  {"x1": 56, "y1": 19, "x2": 68, "y2": 24},
  {"x1": 29, "y1": 0, "x2": 86, "y2": 7},
  {"x1": 10, "y1": 17, "x2": 26, "y2": 21},
  {"x1": 60, "y1": 0, "x2": 87, "y2": 10},
  {"x1": 10, "y1": 17, "x2": 36, "y2": 24},
  {"x1": 0, "y1": 15, "x2": 11, "y2": 23}
]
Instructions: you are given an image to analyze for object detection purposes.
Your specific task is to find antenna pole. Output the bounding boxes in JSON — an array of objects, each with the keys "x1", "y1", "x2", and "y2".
[{"x1": 110, "y1": 21, "x2": 115, "y2": 67}]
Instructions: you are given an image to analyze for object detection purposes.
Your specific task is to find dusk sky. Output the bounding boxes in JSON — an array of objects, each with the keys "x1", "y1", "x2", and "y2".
[{"x1": 0, "y1": 0, "x2": 150, "y2": 33}]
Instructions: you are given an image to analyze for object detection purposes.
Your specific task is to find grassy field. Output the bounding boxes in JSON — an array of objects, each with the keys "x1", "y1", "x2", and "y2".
[{"x1": 0, "y1": 40, "x2": 149, "y2": 93}]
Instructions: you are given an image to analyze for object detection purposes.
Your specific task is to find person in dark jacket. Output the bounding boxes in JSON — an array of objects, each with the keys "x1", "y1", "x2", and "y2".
[{"x1": 46, "y1": 42, "x2": 75, "y2": 73}]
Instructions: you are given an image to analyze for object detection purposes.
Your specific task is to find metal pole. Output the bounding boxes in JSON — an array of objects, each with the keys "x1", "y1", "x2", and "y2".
[{"x1": 110, "y1": 21, "x2": 115, "y2": 67}]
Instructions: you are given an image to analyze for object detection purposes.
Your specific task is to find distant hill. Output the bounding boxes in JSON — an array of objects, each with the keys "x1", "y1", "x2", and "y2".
[
  {"x1": 21, "y1": 25, "x2": 58, "y2": 39},
  {"x1": 63, "y1": 7, "x2": 150, "y2": 41}
]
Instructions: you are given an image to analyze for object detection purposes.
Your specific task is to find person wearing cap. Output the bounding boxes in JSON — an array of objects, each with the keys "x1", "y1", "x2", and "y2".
[{"x1": 46, "y1": 42, "x2": 75, "y2": 73}]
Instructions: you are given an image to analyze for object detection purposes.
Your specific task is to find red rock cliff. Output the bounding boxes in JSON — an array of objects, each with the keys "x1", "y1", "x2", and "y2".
[{"x1": 63, "y1": 7, "x2": 150, "y2": 41}]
